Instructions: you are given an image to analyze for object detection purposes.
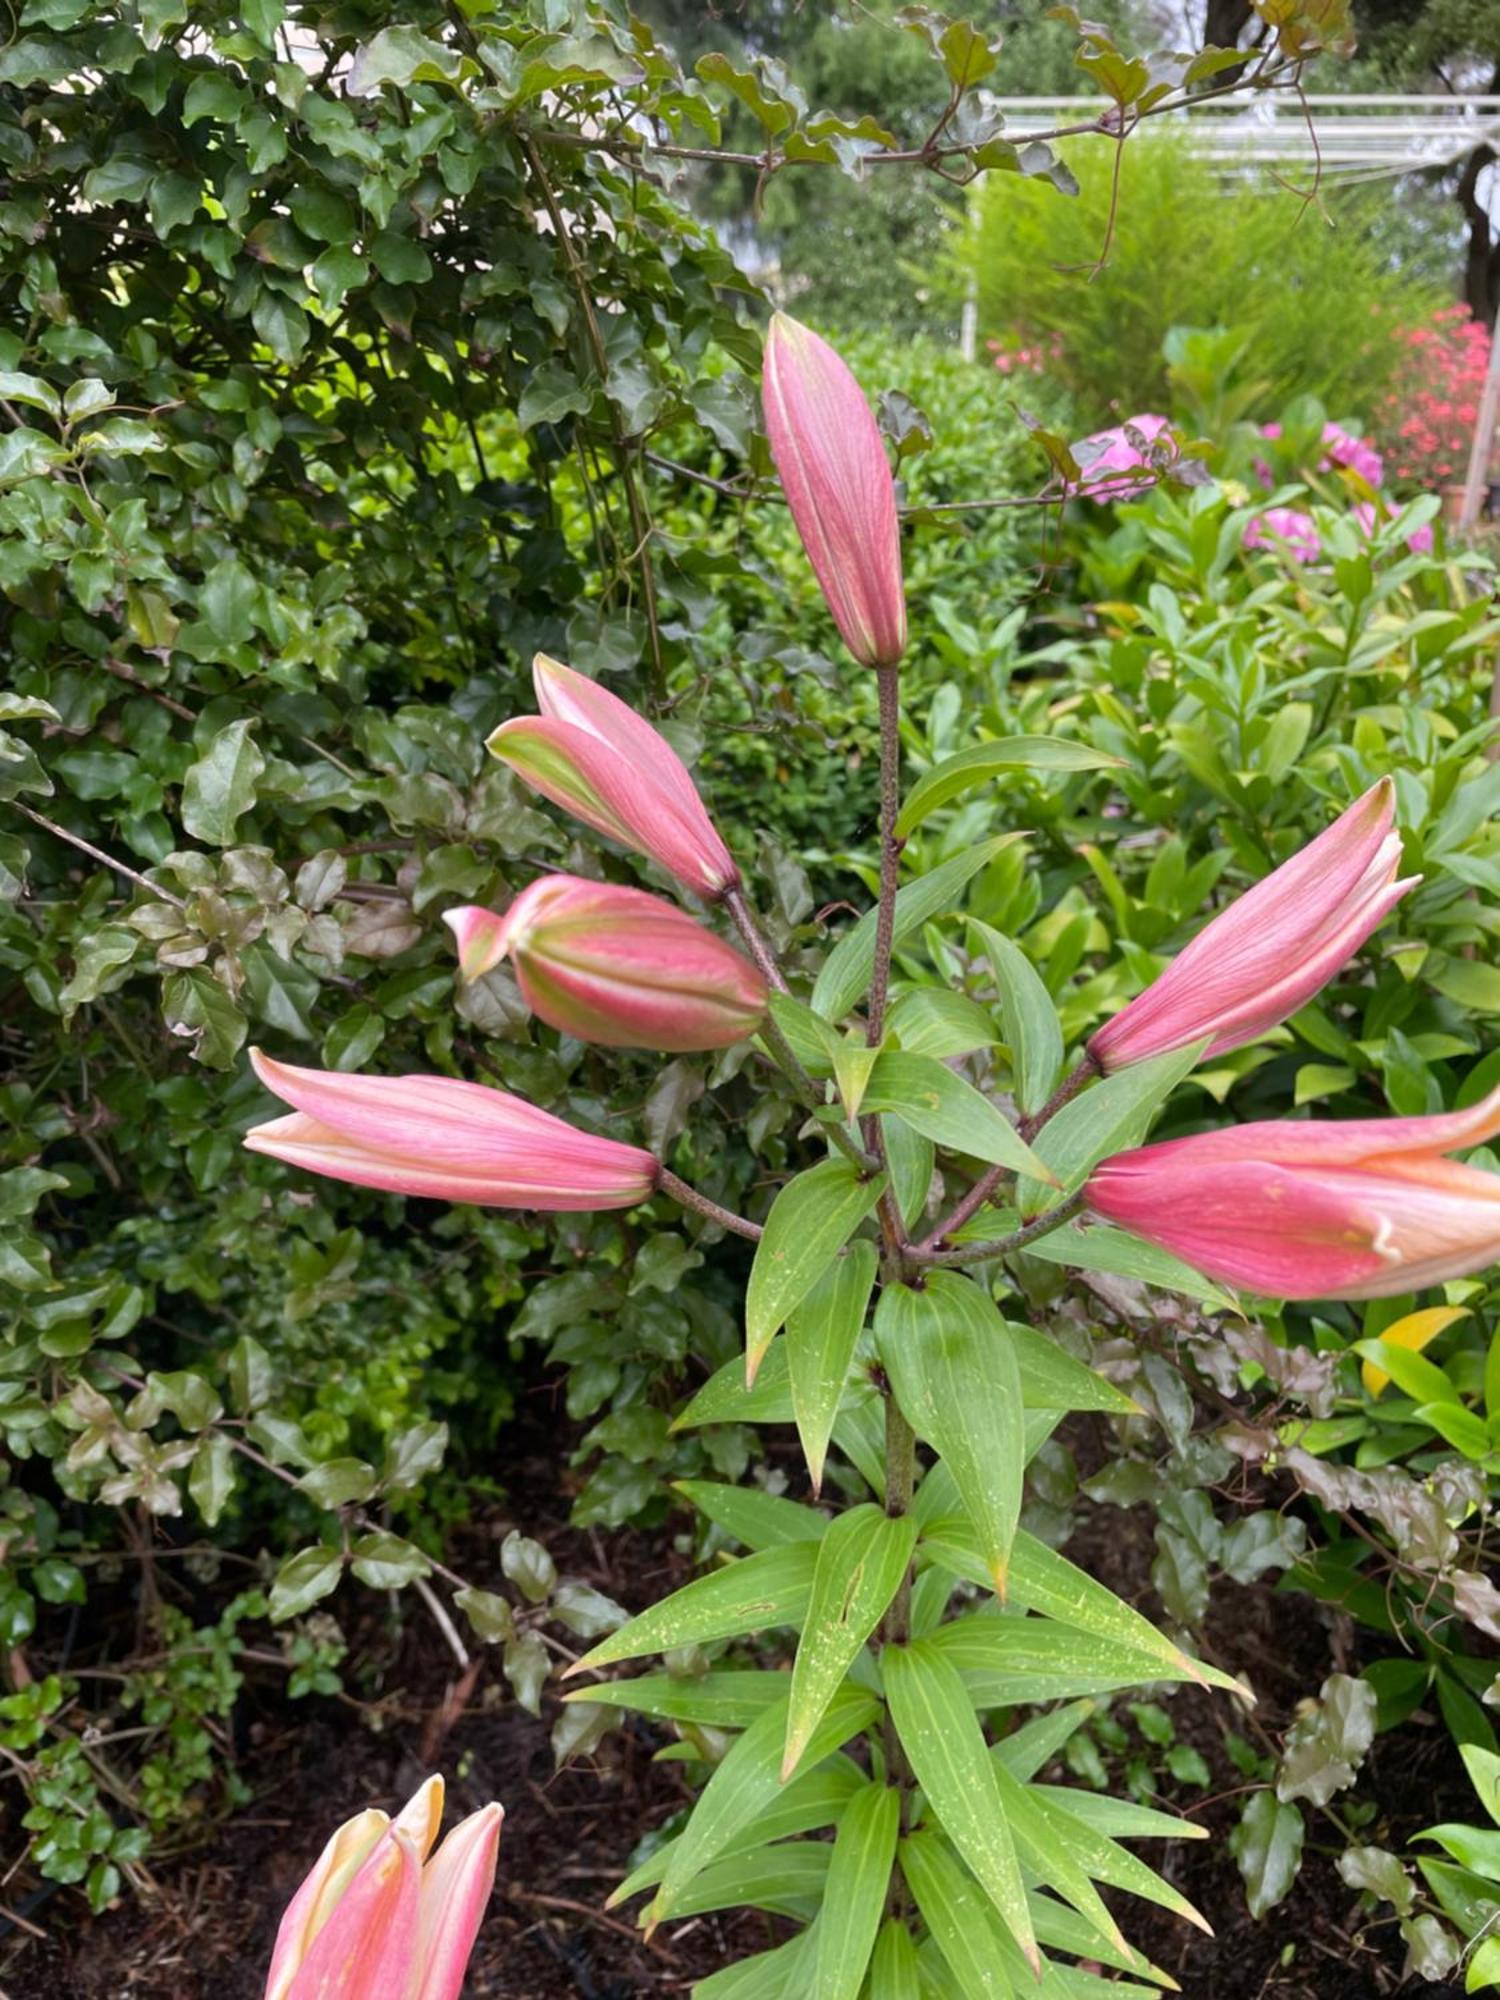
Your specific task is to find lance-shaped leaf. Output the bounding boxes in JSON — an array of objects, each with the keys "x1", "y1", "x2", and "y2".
[
  {"x1": 924, "y1": 1608, "x2": 1177, "y2": 1706},
  {"x1": 564, "y1": 1543, "x2": 817, "y2": 1677},
  {"x1": 784, "y1": 1504, "x2": 918, "y2": 1779},
  {"x1": 1018, "y1": 1040, "x2": 1207, "y2": 1214},
  {"x1": 1005, "y1": 1320, "x2": 1140, "y2": 1414},
  {"x1": 694, "y1": 1932, "x2": 813, "y2": 2000},
  {"x1": 898, "y1": 1829, "x2": 1017, "y2": 1998},
  {"x1": 810, "y1": 1782, "x2": 902, "y2": 2000},
  {"x1": 987, "y1": 1758, "x2": 1128, "y2": 1952},
  {"x1": 812, "y1": 834, "x2": 1023, "y2": 1023},
  {"x1": 650, "y1": 1686, "x2": 880, "y2": 1921},
  {"x1": 674, "y1": 1339, "x2": 798, "y2": 1428},
  {"x1": 884, "y1": 1642, "x2": 1039, "y2": 1971},
  {"x1": 860, "y1": 1052, "x2": 1055, "y2": 1183},
  {"x1": 567, "y1": 1670, "x2": 789, "y2": 1731},
  {"x1": 1024, "y1": 1785, "x2": 1212, "y2": 1932},
  {"x1": 787, "y1": 1240, "x2": 878, "y2": 1490},
  {"x1": 918, "y1": 1509, "x2": 1241, "y2": 1692},
  {"x1": 610, "y1": 1761, "x2": 865, "y2": 1907},
  {"x1": 673, "y1": 1479, "x2": 827, "y2": 1550},
  {"x1": 867, "y1": 1918, "x2": 922, "y2": 2000},
  {"x1": 969, "y1": 920, "x2": 1064, "y2": 1120},
  {"x1": 746, "y1": 1159, "x2": 887, "y2": 1382},
  {"x1": 1019, "y1": 1218, "x2": 1235, "y2": 1311},
  {"x1": 895, "y1": 738, "x2": 1125, "y2": 839},
  {"x1": 876, "y1": 1272, "x2": 1023, "y2": 1594},
  {"x1": 660, "y1": 1842, "x2": 830, "y2": 1919}
]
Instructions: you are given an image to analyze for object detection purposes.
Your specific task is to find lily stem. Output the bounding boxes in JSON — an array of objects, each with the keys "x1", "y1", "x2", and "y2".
[
  {"x1": 913, "y1": 1191, "x2": 1085, "y2": 1269},
  {"x1": 657, "y1": 1169, "x2": 764, "y2": 1242}
]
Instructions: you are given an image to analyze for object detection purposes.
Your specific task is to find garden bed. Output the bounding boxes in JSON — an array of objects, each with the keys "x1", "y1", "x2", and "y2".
[{"x1": 6, "y1": 1405, "x2": 1478, "y2": 2000}]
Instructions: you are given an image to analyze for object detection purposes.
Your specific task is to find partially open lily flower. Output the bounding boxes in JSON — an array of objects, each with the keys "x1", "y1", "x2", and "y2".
[{"x1": 265, "y1": 1774, "x2": 502, "y2": 2000}]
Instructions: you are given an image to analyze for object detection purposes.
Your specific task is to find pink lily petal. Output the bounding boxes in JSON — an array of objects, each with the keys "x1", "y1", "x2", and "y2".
[
  {"x1": 763, "y1": 313, "x2": 906, "y2": 669},
  {"x1": 407, "y1": 1805, "x2": 503, "y2": 2000},
  {"x1": 1090, "y1": 781, "x2": 1416, "y2": 1071},
  {"x1": 284, "y1": 1826, "x2": 422, "y2": 2000}
]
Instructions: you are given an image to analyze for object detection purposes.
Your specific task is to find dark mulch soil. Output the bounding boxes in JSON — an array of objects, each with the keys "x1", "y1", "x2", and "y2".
[{"x1": 2, "y1": 1402, "x2": 1480, "y2": 1999}]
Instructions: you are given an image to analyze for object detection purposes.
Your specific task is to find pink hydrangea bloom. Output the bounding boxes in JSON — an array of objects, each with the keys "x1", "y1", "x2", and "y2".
[
  {"x1": 1352, "y1": 501, "x2": 1434, "y2": 557},
  {"x1": 1243, "y1": 507, "x2": 1321, "y2": 561},
  {"x1": 1071, "y1": 413, "x2": 1173, "y2": 499}
]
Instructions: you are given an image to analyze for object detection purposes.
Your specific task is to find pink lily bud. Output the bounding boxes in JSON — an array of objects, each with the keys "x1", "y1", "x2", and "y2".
[
  {"x1": 1085, "y1": 1083, "x2": 1500, "y2": 1301},
  {"x1": 487, "y1": 655, "x2": 737, "y2": 899},
  {"x1": 1089, "y1": 780, "x2": 1415, "y2": 1072},
  {"x1": 763, "y1": 312, "x2": 907, "y2": 669},
  {"x1": 245, "y1": 1050, "x2": 658, "y2": 1210},
  {"x1": 266, "y1": 1775, "x2": 502, "y2": 2000},
  {"x1": 444, "y1": 876, "x2": 767, "y2": 1052}
]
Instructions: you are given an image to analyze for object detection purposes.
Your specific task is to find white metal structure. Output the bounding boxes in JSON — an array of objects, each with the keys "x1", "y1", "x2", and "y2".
[{"x1": 989, "y1": 94, "x2": 1500, "y2": 185}]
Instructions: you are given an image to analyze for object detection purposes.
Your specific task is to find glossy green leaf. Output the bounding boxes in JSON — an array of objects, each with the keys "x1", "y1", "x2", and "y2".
[
  {"x1": 786, "y1": 1240, "x2": 878, "y2": 1490},
  {"x1": 1018, "y1": 1040, "x2": 1207, "y2": 1214},
  {"x1": 877, "y1": 1273, "x2": 1024, "y2": 1593},
  {"x1": 969, "y1": 921, "x2": 1064, "y2": 1117},
  {"x1": 1353, "y1": 1338, "x2": 1462, "y2": 1409},
  {"x1": 610, "y1": 1761, "x2": 864, "y2": 1907},
  {"x1": 650, "y1": 1686, "x2": 880, "y2": 1920},
  {"x1": 925, "y1": 1608, "x2": 1174, "y2": 1705},
  {"x1": 884, "y1": 1642, "x2": 1038, "y2": 1968},
  {"x1": 180, "y1": 719, "x2": 264, "y2": 846},
  {"x1": 565, "y1": 1670, "x2": 788, "y2": 1731},
  {"x1": 1018, "y1": 1218, "x2": 1236, "y2": 1309},
  {"x1": 1230, "y1": 1791, "x2": 1305, "y2": 1919},
  {"x1": 898, "y1": 1829, "x2": 1017, "y2": 1999},
  {"x1": 784, "y1": 1505, "x2": 918, "y2": 1778},
  {"x1": 867, "y1": 1918, "x2": 922, "y2": 2000},
  {"x1": 987, "y1": 1757, "x2": 1127, "y2": 1951},
  {"x1": 861, "y1": 1052, "x2": 1054, "y2": 1182},
  {"x1": 895, "y1": 739, "x2": 1124, "y2": 838},
  {"x1": 812, "y1": 835, "x2": 1023, "y2": 1022},
  {"x1": 919, "y1": 1504, "x2": 1238, "y2": 1690},
  {"x1": 746, "y1": 1160, "x2": 887, "y2": 1382},
  {"x1": 1006, "y1": 1320, "x2": 1140, "y2": 1414},
  {"x1": 674, "y1": 1479, "x2": 827, "y2": 1550},
  {"x1": 809, "y1": 1782, "x2": 901, "y2": 2000},
  {"x1": 566, "y1": 1543, "x2": 817, "y2": 1676}
]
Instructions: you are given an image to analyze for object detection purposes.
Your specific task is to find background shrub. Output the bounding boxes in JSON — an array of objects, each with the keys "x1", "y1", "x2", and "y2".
[{"x1": 962, "y1": 136, "x2": 1447, "y2": 420}]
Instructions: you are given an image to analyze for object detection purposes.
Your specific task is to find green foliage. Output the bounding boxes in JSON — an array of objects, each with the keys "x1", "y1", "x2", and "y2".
[{"x1": 963, "y1": 136, "x2": 1445, "y2": 419}]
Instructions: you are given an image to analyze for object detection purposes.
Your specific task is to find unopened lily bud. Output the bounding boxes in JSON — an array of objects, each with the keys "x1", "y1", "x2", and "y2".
[
  {"x1": 245, "y1": 1051, "x2": 658, "y2": 1210},
  {"x1": 763, "y1": 312, "x2": 906, "y2": 669},
  {"x1": 446, "y1": 876, "x2": 767, "y2": 1052},
  {"x1": 1086, "y1": 1084, "x2": 1500, "y2": 1301},
  {"x1": 1089, "y1": 780, "x2": 1415, "y2": 1072},
  {"x1": 487, "y1": 655, "x2": 737, "y2": 898}
]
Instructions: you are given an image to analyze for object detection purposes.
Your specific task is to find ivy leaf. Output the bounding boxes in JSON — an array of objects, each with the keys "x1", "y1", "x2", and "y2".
[
  {"x1": 348, "y1": 26, "x2": 473, "y2": 94},
  {"x1": 269, "y1": 1545, "x2": 343, "y2": 1622},
  {"x1": 181, "y1": 720, "x2": 264, "y2": 845},
  {"x1": 350, "y1": 1532, "x2": 431, "y2": 1589},
  {"x1": 381, "y1": 1420, "x2": 448, "y2": 1492},
  {"x1": 1230, "y1": 1791, "x2": 1305, "y2": 1918},
  {"x1": 161, "y1": 970, "x2": 247, "y2": 1070},
  {"x1": 518, "y1": 365, "x2": 592, "y2": 432},
  {"x1": 1276, "y1": 1674, "x2": 1377, "y2": 1806}
]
